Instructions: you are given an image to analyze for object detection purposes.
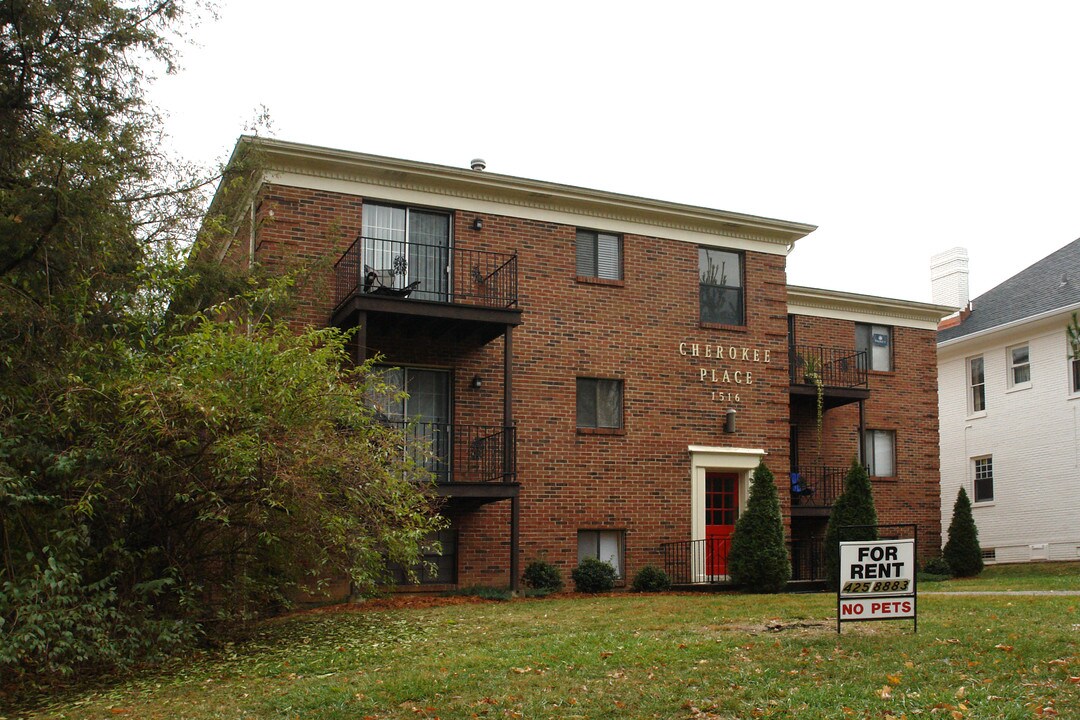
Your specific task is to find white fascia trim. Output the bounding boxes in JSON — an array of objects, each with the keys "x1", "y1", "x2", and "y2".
[
  {"x1": 788, "y1": 285, "x2": 956, "y2": 330},
  {"x1": 242, "y1": 136, "x2": 816, "y2": 256},
  {"x1": 687, "y1": 446, "x2": 768, "y2": 468},
  {"x1": 266, "y1": 169, "x2": 794, "y2": 256},
  {"x1": 937, "y1": 301, "x2": 1080, "y2": 350}
]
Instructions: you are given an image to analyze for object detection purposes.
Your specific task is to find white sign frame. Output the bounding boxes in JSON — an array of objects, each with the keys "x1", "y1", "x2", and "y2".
[{"x1": 837, "y1": 533, "x2": 917, "y2": 633}]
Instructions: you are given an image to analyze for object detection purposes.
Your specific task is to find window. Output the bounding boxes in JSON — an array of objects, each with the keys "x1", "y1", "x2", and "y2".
[
  {"x1": 362, "y1": 203, "x2": 450, "y2": 302},
  {"x1": 1071, "y1": 357, "x2": 1080, "y2": 394},
  {"x1": 370, "y1": 366, "x2": 451, "y2": 480},
  {"x1": 699, "y1": 247, "x2": 743, "y2": 325},
  {"x1": 973, "y1": 456, "x2": 994, "y2": 502},
  {"x1": 577, "y1": 529, "x2": 624, "y2": 578},
  {"x1": 576, "y1": 378, "x2": 623, "y2": 429},
  {"x1": 863, "y1": 430, "x2": 896, "y2": 477},
  {"x1": 576, "y1": 229, "x2": 622, "y2": 280},
  {"x1": 1007, "y1": 344, "x2": 1031, "y2": 388},
  {"x1": 968, "y1": 356, "x2": 986, "y2": 413},
  {"x1": 387, "y1": 530, "x2": 457, "y2": 585},
  {"x1": 856, "y1": 323, "x2": 892, "y2": 371}
]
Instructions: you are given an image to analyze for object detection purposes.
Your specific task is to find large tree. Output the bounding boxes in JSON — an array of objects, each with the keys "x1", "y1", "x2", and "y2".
[{"x1": 0, "y1": 0, "x2": 443, "y2": 683}]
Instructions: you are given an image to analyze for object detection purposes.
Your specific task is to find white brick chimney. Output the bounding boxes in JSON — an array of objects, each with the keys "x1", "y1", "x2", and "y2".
[{"x1": 931, "y1": 247, "x2": 970, "y2": 309}]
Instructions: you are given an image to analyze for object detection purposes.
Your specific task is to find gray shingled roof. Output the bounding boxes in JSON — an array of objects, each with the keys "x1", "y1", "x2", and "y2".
[{"x1": 938, "y1": 238, "x2": 1080, "y2": 342}]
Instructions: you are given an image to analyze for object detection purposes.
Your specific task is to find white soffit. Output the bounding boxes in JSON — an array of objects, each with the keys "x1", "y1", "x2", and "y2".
[
  {"x1": 788, "y1": 285, "x2": 955, "y2": 330},
  {"x1": 687, "y1": 446, "x2": 767, "y2": 470},
  {"x1": 243, "y1": 137, "x2": 816, "y2": 256}
]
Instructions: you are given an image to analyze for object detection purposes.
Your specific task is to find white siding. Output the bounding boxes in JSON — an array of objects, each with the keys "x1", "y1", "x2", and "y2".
[{"x1": 938, "y1": 311, "x2": 1080, "y2": 561}]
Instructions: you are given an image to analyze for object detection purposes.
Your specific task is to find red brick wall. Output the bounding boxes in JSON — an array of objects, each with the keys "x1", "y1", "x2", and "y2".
[
  {"x1": 791, "y1": 315, "x2": 942, "y2": 560},
  {"x1": 238, "y1": 181, "x2": 941, "y2": 586}
]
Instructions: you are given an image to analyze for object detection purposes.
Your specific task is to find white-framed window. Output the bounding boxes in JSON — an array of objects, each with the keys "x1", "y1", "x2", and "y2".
[
  {"x1": 863, "y1": 430, "x2": 896, "y2": 477},
  {"x1": 576, "y1": 378, "x2": 624, "y2": 429},
  {"x1": 699, "y1": 247, "x2": 744, "y2": 325},
  {"x1": 1007, "y1": 343, "x2": 1031, "y2": 388},
  {"x1": 973, "y1": 456, "x2": 994, "y2": 503},
  {"x1": 968, "y1": 355, "x2": 986, "y2": 413},
  {"x1": 577, "y1": 529, "x2": 625, "y2": 578},
  {"x1": 856, "y1": 323, "x2": 892, "y2": 371},
  {"x1": 1070, "y1": 357, "x2": 1080, "y2": 395},
  {"x1": 576, "y1": 229, "x2": 622, "y2": 280}
]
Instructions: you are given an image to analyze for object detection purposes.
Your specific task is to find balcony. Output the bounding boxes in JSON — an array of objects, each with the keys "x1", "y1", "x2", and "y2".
[
  {"x1": 789, "y1": 344, "x2": 869, "y2": 409},
  {"x1": 393, "y1": 421, "x2": 518, "y2": 507},
  {"x1": 790, "y1": 465, "x2": 848, "y2": 515},
  {"x1": 331, "y1": 236, "x2": 522, "y2": 345}
]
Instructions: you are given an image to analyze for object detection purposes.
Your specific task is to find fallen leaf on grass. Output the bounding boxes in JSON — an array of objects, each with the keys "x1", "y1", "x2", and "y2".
[
  {"x1": 876, "y1": 685, "x2": 893, "y2": 699},
  {"x1": 994, "y1": 644, "x2": 1014, "y2": 652}
]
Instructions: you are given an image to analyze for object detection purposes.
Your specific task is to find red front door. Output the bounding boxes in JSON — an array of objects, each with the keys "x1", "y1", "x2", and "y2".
[{"x1": 705, "y1": 471, "x2": 739, "y2": 576}]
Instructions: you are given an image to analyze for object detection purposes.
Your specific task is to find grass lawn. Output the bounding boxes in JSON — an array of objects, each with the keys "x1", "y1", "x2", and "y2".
[{"x1": 10, "y1": 563, "x2": 1079, "y2": 720}]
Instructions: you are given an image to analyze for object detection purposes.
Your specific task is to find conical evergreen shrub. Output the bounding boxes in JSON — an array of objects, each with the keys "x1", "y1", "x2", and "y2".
[
  {"x1": 728, "y1": 461, "x2": 791, "y2": 593},
  {"x1": 943, "y1": 487, "x2": 983, "y2": 577},
  {"x1": 824, "y1": 458, "x2": 879, "y2": 586}
]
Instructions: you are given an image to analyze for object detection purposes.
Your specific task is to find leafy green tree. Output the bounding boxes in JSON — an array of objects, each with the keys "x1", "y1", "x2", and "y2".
[
  {"x1": 0, "y1": 0, "x2": 444, "y2": 684},
  {"x1": 943, "y1": 487, "x2": 983, "y2": 577},
  {"x1": 728, "y1": 461, "x2": 791, "y2": 593},
  {"x1": 824, "y1": 459, "x2": 879, "y2": 586}
]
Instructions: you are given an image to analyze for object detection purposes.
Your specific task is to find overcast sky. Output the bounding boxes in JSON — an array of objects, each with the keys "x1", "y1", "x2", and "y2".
[{"x1": 149, "y1": 1, "x2": 1080, "y2": 305}]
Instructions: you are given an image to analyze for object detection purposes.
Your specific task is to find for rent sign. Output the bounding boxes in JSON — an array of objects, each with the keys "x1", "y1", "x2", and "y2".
[{"x1": 837, "y1": 537, "x2": 917, "y2": 632}]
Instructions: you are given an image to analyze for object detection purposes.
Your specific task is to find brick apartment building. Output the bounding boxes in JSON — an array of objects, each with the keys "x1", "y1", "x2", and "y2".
[{"x1": 211, "y1": 137, "x2": 951, "y2": 590}]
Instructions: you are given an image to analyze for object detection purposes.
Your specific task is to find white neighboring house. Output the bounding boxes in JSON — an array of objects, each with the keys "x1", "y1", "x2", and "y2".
[{"x1": 936, "y1": 241, "x2": 1080, "y2": 564}]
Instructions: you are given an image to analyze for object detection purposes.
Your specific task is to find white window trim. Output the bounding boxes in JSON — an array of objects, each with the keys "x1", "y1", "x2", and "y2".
[
  {"x1": 972, "y1": 455, "x2": 994, "y2": 504},
  {"x1": 1006, "y1": 343, "x2": 1032, "y2": 391},
  {"x1": 966, "y1": 355, "x2": 987, "y2": 417}
]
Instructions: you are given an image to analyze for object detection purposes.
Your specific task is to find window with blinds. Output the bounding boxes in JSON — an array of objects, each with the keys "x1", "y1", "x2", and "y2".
[
  {"x1": 863, "y1": 429, "x2": 896, "y2": 477},
  {"x1": 576, "y1": 229, "x2": 622, "y2": 280}
]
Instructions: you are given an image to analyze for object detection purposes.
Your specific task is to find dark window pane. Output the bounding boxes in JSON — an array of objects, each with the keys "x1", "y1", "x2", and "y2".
[
  {"x1": 576, "y1": 230, "x2": 596, "y2": 276},
  {"x1": 699, "y1": 248, "x2": 743, "y2": 324},
  {"x1": 974, "y1": 457, "x2": 994, "y2": 502},
  {"x1": 577, "y1": 230, "x2": 621, "y2": 280},
  {"x1": 577, "y1": 378, "x2": 622, "y2": 428},
  {"x1": 576, "y1": 378, "x2": 597, "y2": 427}
]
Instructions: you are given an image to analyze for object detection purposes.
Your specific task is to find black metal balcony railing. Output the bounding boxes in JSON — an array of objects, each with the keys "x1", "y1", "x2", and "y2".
[
  {"x1": 662, "y1": 536, "x2": 829, "y2": 585},
  {"x1": 789, "y1": 344, "x2": 868, "y2": 389},
  {"x1": 789, "y1": 465, "x2": 848, "y2": 509},
  {"x1": 661, "y1": 537, "x2": 732, "y2": 585},
  {"x1": 334, "y1": 236, "x2": 518, "y2": 310},
  {"x1": 789, "y1": 537, "x2": 826, "y2": 582},
  {"x1": 392, "y1": 421, "x2": 516, "y2": 484}
]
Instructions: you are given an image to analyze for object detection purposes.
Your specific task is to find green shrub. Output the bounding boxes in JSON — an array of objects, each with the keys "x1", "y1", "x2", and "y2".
[
  {"x1": 824, "y1": 459, "x2": 879, "y2": 586},
  {"x1": 631, "y1": 565, "x2": 671, "y2": 592},
  {"x1": 943, "y1": 487, "x2": 984, "y2": 577},
  {"x1": 922, "y1": 556, "x2": 952, "y2": 576},
  {"x1": 727, "y1": 461, "x2": 791, "y2": 593},
  {"x1": 571, "y1": 557, "x2": 617, "y2": 593},
  {"x1": 442, "y1": 585, "x2": 512, "y2": 601},
  {"x1": 522, "y1": 559, "x2": 563, "y2": 592}
]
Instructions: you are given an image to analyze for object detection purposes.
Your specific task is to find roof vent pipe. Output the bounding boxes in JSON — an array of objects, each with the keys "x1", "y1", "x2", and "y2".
[{"x1": 470, "y1": 158, "x2": 486, "y2": 171}]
